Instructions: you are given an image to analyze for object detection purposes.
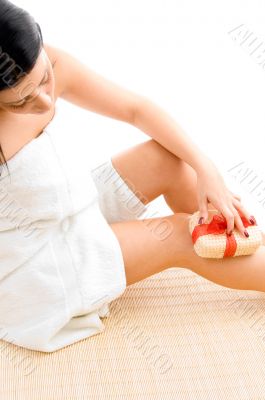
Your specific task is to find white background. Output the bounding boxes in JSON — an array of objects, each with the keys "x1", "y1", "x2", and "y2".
[{"x1": 14, "y1": 0, "x2": 265, "y2": 228}]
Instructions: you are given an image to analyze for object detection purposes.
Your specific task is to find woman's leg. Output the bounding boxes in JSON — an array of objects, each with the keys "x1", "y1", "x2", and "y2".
[
  {"x1": 110, "y1": 138, "x2": 265, "y2": 291},
  {"x1": 111, "y1": 138, "x2": 247, "y2": 218},
  {"x1": 111, "y1": 138, "x2": 201, "y2": 214},
  {"x1": 110, "y1": 212, "x2": 265, "y2": 293}
]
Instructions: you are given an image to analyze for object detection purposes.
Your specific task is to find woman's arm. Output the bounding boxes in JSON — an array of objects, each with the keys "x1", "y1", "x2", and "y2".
[
  {"x1": 44, "y1": 43, "x2": 141, "y2": 125},
  {"x1": 45, "y1": 43, "x2": 214, "y2": 171},
  {"x1": 47, "y1": 43, "x2": 252, "y2": 235},
  {"x1": 132, "y1": 96, "x2": 212, "y2": 172},
  {"x1": 49, "y1": 43, "x2": 212, "y2": 172},
  {"x1": 132, "y1": 98, "x2": 254, "y2": 237}
]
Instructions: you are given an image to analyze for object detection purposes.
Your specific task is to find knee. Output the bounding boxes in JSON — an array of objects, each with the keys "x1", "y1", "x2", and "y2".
[{"x1": 167, "y1": 213, "x2": 195, "y2": 267}]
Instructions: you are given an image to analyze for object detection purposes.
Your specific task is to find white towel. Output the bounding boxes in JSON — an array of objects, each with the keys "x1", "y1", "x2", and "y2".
[{"x1": 0, "y1": 102, "x2": 148, "y2": 353}]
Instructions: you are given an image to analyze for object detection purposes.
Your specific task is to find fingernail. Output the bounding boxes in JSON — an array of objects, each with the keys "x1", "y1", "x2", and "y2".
[
  {"x1": 198, "y1": 217, "x2": 204, "y2": 225},
  {"x1": 249, "y1": 216, "x2": 256, "y2": 225},
  {"x1": 244, "y1": 230, "x2": 249, "y2": 238}
]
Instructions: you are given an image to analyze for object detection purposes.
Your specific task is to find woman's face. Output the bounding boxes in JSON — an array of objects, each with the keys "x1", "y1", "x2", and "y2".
[{"x1": 0, "y1": 47, "x2": 55, "y2": 115}]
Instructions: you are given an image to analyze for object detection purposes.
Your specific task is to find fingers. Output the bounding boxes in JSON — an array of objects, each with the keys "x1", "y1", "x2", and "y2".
[
  {"x1": 197, "y1": 192, "x2": 257, "y2": 239},
  {"x1": 221, "y1": 206, "x2": 237, "y2": 235},
  {"x1": 197, "y1": 195, "x2": 209, "y2": 224},
  {"x1": 232, "y1": 198, "x2": 257, "y2": 227},
  {"x1": 229, "y1": 190, "x2": 241, "y2": 201},
  {"x1": 232, "y1": 199, "x2": 252, "y2": 220},
  {"x1": 222, "y1": 199, "x2": 257, "y2": 237},
  {"x1": 233, "y1": 213, "x2": 249, "y2": 237}
]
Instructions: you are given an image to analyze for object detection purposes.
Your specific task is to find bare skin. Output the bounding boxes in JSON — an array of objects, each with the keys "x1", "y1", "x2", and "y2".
[
  {"x1": 0, "y1": 44, "x2": 63, "y2": 163},
  {"x1": 1, "y1": 43, "x2": 264, "y2": 294},
  {"x1": 110, "y1": 139, "x2": 265, "y2": 291}
]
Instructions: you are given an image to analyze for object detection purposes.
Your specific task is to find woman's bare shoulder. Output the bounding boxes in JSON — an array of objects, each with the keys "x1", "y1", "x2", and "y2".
[{"x1": 43, "y1": 43, "x2": 68, "y2": 98}]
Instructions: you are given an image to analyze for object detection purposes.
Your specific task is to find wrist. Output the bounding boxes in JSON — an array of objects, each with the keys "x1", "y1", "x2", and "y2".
[{"x1": 193, "y1": 155, "x2": 215, "y2": 175}]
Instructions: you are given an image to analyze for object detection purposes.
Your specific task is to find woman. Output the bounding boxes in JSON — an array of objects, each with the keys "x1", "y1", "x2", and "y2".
[{"x1": 0, "y1": 0, "x2": 265, "y2": 353}]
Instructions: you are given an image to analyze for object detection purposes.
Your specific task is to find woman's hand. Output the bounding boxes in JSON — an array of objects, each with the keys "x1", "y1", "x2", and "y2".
[{"x1": 196, "y1": 160, "x2": 256, "y2": 237}]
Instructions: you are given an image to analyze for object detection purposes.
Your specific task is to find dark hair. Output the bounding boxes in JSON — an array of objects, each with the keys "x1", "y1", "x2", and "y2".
[{"x1": 0, "y1": 0, "x2": 43, "y2": 177}]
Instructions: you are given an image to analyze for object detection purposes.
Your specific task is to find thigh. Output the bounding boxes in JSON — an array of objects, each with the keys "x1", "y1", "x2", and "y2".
[
  {"x1": 110, "y1": 213, "x2": 188, "y2": 286},
  {"x1": 111, "y1": 211, "x2": 265, "y2": 292},
  {"x1": 110, "y1": 138, "x2": 181, "y2": 206}
]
